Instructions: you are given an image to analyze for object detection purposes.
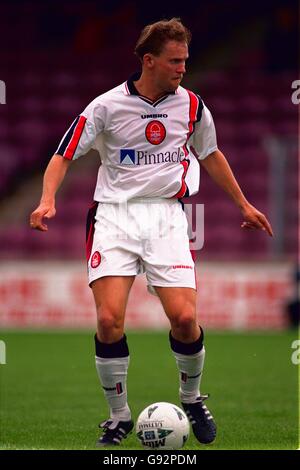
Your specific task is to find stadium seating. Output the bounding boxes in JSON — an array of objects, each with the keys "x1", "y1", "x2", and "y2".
[
  {"x1": 0, "y1": 68, "x2": 297, "y2": 260},
  {"x1": 0, "y1": 0, "x2": 297, "y2": 261}
]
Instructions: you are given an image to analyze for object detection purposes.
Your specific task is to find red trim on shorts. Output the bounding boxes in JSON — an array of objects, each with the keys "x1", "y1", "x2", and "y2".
[
  {"x1": 190, "y1": 247, "x2": 197, "y2": 290},
  {"x1": 64, "y1": 115, "x2": 87, "y2": 160},
  {"x1": 86, "y1": 202, "x2": 98, "y2": 261},
  {"x1": 190, "y1": 248, "x2": 196, "y2": 262}
]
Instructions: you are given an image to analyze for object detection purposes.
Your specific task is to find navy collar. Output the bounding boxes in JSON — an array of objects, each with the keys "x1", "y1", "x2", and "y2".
[
  {"x1": 127, "y1": 72, "x2": 142, "y2": 95},
  {"x1": 126, "y1": 71, "x2": 176, "y2": 105}
]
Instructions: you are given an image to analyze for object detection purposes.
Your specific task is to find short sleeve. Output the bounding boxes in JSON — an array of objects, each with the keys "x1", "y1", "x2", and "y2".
[
  {"x1": 55, "y1": 99, "x2": 106, "y2": 160},
  {"x1": 191, "y1": 103, "x2": 218, "y2": 160}
]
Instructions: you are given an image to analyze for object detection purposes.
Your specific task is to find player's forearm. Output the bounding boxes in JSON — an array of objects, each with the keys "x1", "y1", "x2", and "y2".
[
  {"x1": 200, "y1": 149, "x2": 249, "y2": 210},
  {"x1": 40, "y1": 154, "x2": 71, "y2": 204}
]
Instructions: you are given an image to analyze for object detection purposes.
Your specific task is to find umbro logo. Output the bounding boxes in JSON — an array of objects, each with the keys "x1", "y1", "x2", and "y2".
[
  {"x1": 141, "y1": 113, "x2": 168, "y2": 119},
  {"x1": 120, "y1": 149, "x2": 135, "y2": 165}
]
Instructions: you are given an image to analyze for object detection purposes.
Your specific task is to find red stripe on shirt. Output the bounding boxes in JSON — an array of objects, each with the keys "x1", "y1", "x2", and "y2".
[
  {"x1": 173, "y1": 91, "x2": 199, "y2": 198},
  {"x1": 64, "y1": 115, "x2": 87, "y2": 160},
  {"x1": 186, "y1": 90, "x2": 199, "y2": 140},
  {"x1": 173, "y1": 159, "x2": 189, "y2": 198}
]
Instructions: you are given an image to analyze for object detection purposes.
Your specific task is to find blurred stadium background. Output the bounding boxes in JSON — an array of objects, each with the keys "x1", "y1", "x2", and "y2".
[{"x1": 0, "y1": 0, "x2": 298, "y2": 450}]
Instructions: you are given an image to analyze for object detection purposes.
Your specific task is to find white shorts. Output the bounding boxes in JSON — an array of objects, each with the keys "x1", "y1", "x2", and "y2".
[{"x1": 86, "y1": 199, "x2": 196, "y2": 294}]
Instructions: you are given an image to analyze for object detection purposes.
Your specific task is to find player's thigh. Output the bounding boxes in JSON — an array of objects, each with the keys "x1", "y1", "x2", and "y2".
[
  {"x1": 91, "y1": 275, "x2": 135, "y2": 318},
  {"x1": 154, "y1": 286, "x2": 197, "y2": 322}
]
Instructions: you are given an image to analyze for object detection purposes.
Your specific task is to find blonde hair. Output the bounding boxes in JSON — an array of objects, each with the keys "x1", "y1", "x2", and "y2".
[{"x1": 134, "y1": 18, "x2": 191, "y2": 60}]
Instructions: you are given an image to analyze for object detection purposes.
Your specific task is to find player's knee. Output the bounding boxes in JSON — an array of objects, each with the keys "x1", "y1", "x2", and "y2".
[
  {"x1": 177, "y1": 315, "x2": 196, "y2": 332},
  {"x1": 172, "y1": 306, "x2": 197, "y2": 331},
  {"x1": 96, "y1": 307, "x2": 122, "y2": 333}
]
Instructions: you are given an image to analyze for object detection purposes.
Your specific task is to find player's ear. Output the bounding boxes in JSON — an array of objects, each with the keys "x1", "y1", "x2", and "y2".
[{"x1": 143, "y1": 53, "x2": 155, "y2": 69}]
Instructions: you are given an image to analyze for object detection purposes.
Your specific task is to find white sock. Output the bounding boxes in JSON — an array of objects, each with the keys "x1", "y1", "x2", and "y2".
[
  {"x1": 95, "y1": 356, "x2": 131, "y2": 421},
  {"x1": 173, "y1": 347, "x2": 206, "y2": 403}
]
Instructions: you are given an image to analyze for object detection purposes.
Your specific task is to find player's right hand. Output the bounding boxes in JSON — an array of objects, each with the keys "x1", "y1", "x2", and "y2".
[{"x1": 29, "y1": 204, "x2": 56, "y2": 231}]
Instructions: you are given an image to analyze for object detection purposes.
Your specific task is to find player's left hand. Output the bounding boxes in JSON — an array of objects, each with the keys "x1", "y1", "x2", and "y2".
[{"x1": 240, "y1": 203, "x2": 273, "y2": 237}]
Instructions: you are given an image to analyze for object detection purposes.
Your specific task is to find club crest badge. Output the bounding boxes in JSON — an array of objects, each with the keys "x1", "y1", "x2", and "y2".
[{"x1": 145, "y1": 120, "x2": 166, "y2": 145}]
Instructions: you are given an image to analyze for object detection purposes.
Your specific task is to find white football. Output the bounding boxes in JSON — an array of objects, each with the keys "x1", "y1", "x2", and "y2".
[{"x1": 136, "y1": 402, "x2": 189, "y2": 450}]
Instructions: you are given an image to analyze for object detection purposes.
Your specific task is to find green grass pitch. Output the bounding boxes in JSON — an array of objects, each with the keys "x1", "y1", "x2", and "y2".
[{"x1": 0, "y1": 330, "x2": 298, "y2": 450}]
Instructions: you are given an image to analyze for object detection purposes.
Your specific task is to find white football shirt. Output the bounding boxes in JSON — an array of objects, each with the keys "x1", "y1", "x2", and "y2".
[{"x1": 56, "y1": 72, "x2": 218, "y2": 203}]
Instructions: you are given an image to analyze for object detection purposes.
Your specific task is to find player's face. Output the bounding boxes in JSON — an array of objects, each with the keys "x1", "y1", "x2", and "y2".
[{"x1": 152, "y1": 40, "x2": 188, "y2": 93}]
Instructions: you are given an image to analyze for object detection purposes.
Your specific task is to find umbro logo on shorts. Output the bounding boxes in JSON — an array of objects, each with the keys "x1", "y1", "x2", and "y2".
[{"x1": 173, "y1": 265, "x2": 193, "y2": 269}]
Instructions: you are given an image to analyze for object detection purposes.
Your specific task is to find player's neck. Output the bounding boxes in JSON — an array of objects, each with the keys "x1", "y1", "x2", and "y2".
[{"x1": 134, "y1": 74, "x2": 167, "y2": 102}]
